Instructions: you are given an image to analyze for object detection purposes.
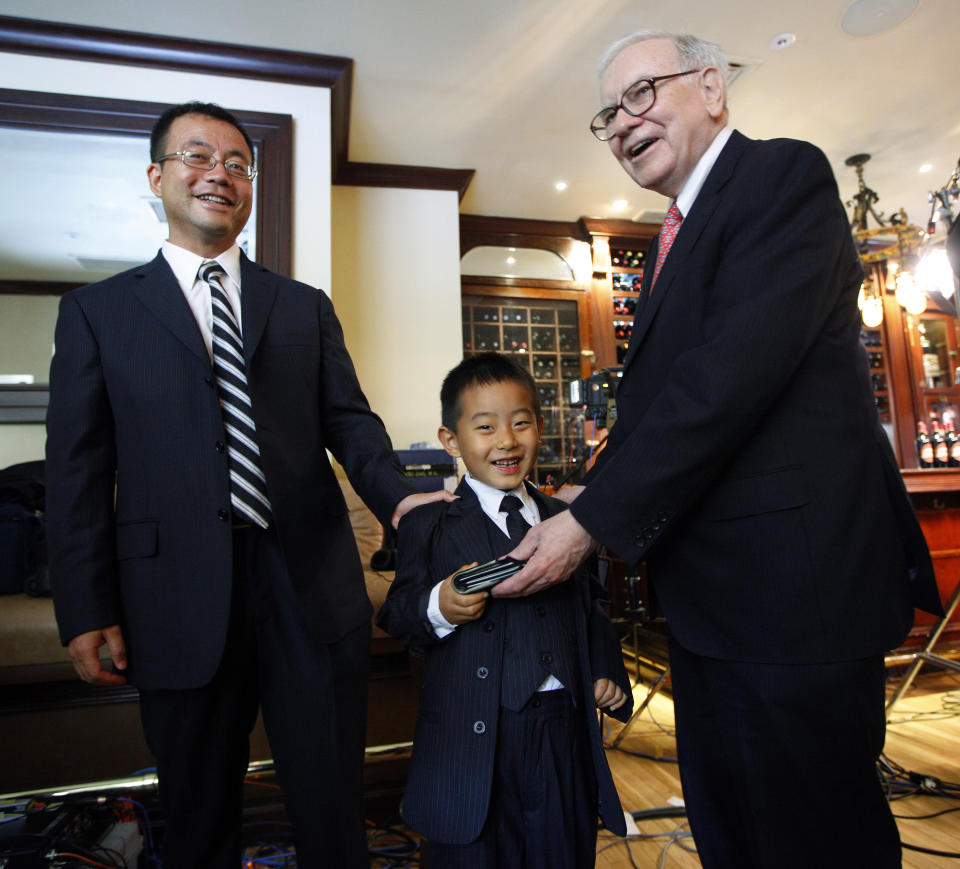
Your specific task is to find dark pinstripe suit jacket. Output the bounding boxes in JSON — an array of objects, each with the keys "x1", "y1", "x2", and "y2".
[
  {"x1": 377, "y1": 479, "x2": 633, "y2": 842},
  {"x1": 46, "y1": 251, "x2": 415, "y2": 689},
  {"x1": 571, "y1": 130, "x2": 941, "y2": 664}
]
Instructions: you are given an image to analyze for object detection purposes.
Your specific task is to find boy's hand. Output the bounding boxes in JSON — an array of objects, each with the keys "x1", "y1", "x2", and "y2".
[
  {"x1": 439, "y1": 564, "x2": 489, "y2": 625},
  {"x1": 594, "y1": 677, "x2": 627, "y2": 712}
]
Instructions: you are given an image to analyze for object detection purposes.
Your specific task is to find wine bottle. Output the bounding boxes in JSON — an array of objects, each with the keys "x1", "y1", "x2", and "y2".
[
  {"x1": 932, "y1": 419, "x2": 950, "y2": 467},
  {"x1": 917, "y1": 421, "x2": 934, "y2": 468},
  {"x1": 948, "y1": 419, "x2": 960, "y2": 468}
]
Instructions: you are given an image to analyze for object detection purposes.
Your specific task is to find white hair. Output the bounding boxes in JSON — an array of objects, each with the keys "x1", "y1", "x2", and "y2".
[{"x1": 597, "y1": 30, "x2": 729, "y2": 111}]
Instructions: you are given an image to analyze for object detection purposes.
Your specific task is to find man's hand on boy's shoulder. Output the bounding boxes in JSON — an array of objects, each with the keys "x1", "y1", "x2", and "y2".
[
  {"x1": 551, "y1": 484, "x2": 585, "y2": 505},
  {"x1": 391, "y1": 489, "x2": 458, "y2": 530},
  {"x1": 593, "y1": 677, "x2": 627, "y2": 712},
  {"x1": 439, "y1": 564, "x2": 489, "y2": 625}
]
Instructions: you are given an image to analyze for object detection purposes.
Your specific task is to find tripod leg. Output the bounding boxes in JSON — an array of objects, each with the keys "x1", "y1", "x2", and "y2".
[{"x1": 886, "y1": 578, "x2": 960, "y2": 715}]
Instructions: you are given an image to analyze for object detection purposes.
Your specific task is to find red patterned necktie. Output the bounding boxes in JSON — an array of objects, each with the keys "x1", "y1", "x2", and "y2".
[{"x1": 650, "y1": 202, "x2": 683, "y2": 289}]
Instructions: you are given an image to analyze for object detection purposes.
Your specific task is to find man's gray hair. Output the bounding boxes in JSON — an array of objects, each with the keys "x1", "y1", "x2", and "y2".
[{"x1": 598, "y1": 30, "x2": 729, "y2": 92}]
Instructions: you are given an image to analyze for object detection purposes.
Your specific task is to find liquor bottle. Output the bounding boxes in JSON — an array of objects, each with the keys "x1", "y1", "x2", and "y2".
[
  {"x1": 917, "y1": 421, "x2": 934, "y2": 468},
  {"x1": 932, "y1": 419, "x2": 950, "y2": 467},
  {"x1": 948, "y1": 419, "x2": 960, "y2": 468}
]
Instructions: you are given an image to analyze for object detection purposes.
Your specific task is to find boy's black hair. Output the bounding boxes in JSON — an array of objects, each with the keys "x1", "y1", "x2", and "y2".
[
  {"x1": 150, "y1": 101, "x2": 254, "y2": 164},
  {"x1": 440, "y1": 352, "x2": 541, "y2": 431}
]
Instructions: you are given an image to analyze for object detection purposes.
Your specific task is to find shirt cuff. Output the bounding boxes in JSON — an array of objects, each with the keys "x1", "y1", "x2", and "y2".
[{"x1": 427, "y1": 581, "x2": 458, "y2": 639}]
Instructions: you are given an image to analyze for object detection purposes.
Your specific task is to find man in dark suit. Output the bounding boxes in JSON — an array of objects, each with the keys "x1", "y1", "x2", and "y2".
[
  {"x1": 497, "y1": 31, "x2": 943, "y2": 869},
  {"x1": 46, "y1": 101, "x2": 447, "y2": 869}
]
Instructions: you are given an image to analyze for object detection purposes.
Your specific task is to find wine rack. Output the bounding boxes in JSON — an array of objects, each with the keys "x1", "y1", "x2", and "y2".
[
  {"x1": 610, "y1": 245, "x2": 647, "y2": 365},
  {"x1": 462, "y1": 295, "x2": 583, "y2": 485},
  {"x1": 861, "y1": 327, "x2": 890, "y2": 424}
]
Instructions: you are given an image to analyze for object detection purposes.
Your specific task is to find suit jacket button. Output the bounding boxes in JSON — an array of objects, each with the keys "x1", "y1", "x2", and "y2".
[
  {"x1": 204, "y1": 376, "x2": 214, "y2": 386},
  {"x1": 476, "y1": 666, "x2": 489, "y2": 679},
  {"x1": 473, "y1": 720, "x2": 486, "y2": 734},
  {"x1": 483, "y1": 621, "x2": 494, "y2": 632},
  {"x1": 541, "y1": 652, "x2": 553, "y2": 665},
  {"x1": 215, "y1": 441, "x2": 225, "y2": 453},
  {"x1": 217, "y1": 510, "x2": 229, "y2": 521}
]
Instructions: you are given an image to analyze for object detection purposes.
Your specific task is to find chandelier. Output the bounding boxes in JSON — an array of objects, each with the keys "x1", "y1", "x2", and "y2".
[{"x1": 846, "y1": 153, "x2": 927, "y2": 323}]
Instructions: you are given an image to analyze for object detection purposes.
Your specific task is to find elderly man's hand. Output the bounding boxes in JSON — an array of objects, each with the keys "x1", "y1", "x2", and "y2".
[{"x1": 491, "y1": 509, "x2": 596, "y2": 597}]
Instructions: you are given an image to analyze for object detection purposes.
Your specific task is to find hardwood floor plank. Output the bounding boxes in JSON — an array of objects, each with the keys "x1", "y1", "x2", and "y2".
[{"x1": 596, "y1": 668, "x2": 960, "y2": 868}]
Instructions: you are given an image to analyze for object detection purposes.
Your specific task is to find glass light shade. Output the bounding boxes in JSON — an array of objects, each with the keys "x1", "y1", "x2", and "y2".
[
  {"x1": 895, "y1": 272, "x2": 927, "y2": 315},
  {"x1": 862, "y1": 296, "x2": 884, "y2": 327}
]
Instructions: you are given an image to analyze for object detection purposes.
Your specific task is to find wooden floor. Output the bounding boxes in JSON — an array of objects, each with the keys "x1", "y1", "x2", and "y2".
[{"x1": 595, "y1": 665, "x2": 960, "y2": 868}]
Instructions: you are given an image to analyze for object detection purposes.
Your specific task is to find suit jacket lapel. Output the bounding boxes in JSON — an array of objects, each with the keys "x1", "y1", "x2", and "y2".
[
  {"x1": 439, "y1": 480, "x2": 501, "y2": 564},
  {"x1": 132, "y1": 252, "x2": 208, "y2": 365},
  {"x1": 239, "y1": 252, "x2": 278, "y2": 366},
  {"x1": 439, "y1": 480, "x2": 561, "y2": 564},
  {"x1": 621, "y1": 130, "x2": 750, "y2": 373}
]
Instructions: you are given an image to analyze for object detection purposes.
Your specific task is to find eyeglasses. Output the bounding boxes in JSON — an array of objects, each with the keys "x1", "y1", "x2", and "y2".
[
  {"x1": 590, "y1": 69, "x2": 700, "y2": 141},
  {"x1": 157, "y1": 150, "x2": 258, "y2": 181}
]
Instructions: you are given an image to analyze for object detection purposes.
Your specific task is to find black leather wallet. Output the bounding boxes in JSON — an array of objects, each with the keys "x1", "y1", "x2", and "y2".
[{"x1": 451, "y1": 557, "x2": 525, "y2": 594}]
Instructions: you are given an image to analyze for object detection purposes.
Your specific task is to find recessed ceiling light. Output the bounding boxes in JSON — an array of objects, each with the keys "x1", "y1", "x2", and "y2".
[
  {"x1": 919, "y1": 164, "x2": 933, "y2": 174},
  {"x1": 770, "y1": 32, "x2": 796, "y2": 50},
  {"x1": 612, "y1": 199, "x2": 629, "y2": 211},
  {"x1": 841, "y1": 0, "x2": 919, "y2": 37},
  {"x1": 506, "y1": 256, "x2": 517, "y2": 265},
  {"x1": 554, "y1": 180, "x2": 569, "y2": 191}
]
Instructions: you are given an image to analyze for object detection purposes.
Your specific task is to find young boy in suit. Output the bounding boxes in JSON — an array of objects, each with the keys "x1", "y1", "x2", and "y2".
[{"x1": 377, "y1": 352, "x2": 634, "y2": 869}]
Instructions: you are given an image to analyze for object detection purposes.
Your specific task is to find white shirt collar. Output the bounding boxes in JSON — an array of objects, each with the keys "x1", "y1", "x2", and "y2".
[
  {"x1": 161, "y1": 241, "x2": 242, "y2": 293},
  {"x1": 674, "y1": 126, "x2": 732, "y2": 220},
  {"x1": 464, "y1": 472, "x2": 539, "y2": 525}
]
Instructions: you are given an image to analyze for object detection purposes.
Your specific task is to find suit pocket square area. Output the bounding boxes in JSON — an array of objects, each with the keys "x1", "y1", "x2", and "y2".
[{"x1": 116, "y1": 521, "x2": 159, "y2": 559}]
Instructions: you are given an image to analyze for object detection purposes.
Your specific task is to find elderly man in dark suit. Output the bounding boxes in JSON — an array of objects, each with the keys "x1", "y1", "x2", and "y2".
[
  {"x1": 497, "y1": 31, "x2": 943, "y2": 869},
  {"x1": 46, "y1": 101, "x2": 448, "y2": 869}
]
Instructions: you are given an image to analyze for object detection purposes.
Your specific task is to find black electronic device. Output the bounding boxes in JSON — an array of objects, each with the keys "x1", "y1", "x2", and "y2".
[
  {"x1": 568, "y1": 367, "x2": 623, "y2": 426},
  {"x1": 451, "y1": 557, "x2": 525, "y2": 594}
]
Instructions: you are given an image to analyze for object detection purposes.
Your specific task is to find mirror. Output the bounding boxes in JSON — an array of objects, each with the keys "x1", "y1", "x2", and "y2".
[
  {"x1": 0, "y1": 88, "x2": 292, "y2": 422},
  {"x1": 919, "y1": 318, "x2": 952, "y2": 389},
  {"x1": 461, "y1": 246, "x2": 576, "y2": 281}
]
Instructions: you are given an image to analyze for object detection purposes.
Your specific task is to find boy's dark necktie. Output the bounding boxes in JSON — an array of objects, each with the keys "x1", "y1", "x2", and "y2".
[{"x1": 499, "y1": 494, "x2": 531, "y2": 543}]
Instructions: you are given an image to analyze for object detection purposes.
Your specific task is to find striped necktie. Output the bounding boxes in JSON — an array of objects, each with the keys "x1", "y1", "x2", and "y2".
[
  {"x1": 499, "y1": 494, "x2": 531, "y2": 543},
  {"x1": 200, "y1": 260, "x2": 272, "y2": 529},
  {"x1": 650, "y1": 201, "x2": 683, "y2": 289}
]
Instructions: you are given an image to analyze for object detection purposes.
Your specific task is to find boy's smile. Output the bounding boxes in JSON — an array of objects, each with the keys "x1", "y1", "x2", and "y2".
[{"x1": 439, "y1": 379, "x2": 543, "y2": 491}]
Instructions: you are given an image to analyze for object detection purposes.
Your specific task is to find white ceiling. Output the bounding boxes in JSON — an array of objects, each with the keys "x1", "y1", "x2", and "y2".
[{"x1": 1, "y1": 0, "x2": 958, "y2": 269}]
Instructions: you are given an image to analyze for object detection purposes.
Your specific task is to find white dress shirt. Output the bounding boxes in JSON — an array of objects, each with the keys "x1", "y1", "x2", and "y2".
[
  {"x1": 673, "y1": 126, "x2": 732, "y2": 221},
  {"x1": 161, "y1": 241, "x2": 244, "y2": 363}
]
